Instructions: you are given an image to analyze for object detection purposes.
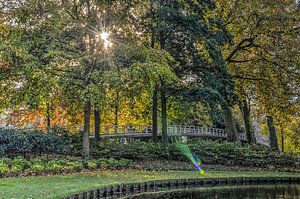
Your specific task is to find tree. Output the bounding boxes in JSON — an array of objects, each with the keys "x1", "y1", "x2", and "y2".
[
  {"x1": 2, "y1": 0, "x2": 299, "y2": 153},
  {"x1": 0, "y1": 1, "x2": 66, "y2": 131},
  {"x1": 123, "y1": 0, "x2": 237, "y2": 143},
  {"x1": 217, "y1": 0, "x2": 300, "y2": 146},
  {"x1": 2, "y1": 0, "x2": 124, "y2": 158}
]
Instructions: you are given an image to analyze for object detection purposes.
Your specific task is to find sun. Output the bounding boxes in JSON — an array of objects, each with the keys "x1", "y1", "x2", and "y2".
[
  {"x1": 100, "y1": 31, "x2": 111, "y2": 49},
  {"x1": 100, "y1": 31, "x2": 109, "y2": 41}
]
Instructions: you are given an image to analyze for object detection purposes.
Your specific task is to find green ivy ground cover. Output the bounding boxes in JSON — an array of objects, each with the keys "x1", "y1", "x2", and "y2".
[
  {"x1": 1, "y1": 170, "x2": 299, "y2": 199},
  {"x1": 0, "y1": 157, "x2": 134, "y2": 177}
]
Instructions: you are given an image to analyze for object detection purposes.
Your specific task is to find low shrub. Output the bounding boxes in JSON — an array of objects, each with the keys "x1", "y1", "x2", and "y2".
[
  {"x1": 10, "y1": 157, "x2": 30, "y2": 173},
  {"x1": 0, "y1": 157, "x2": 135, "y2": 177},
  {"x1": 90, "y1": 139, "x2": 300, "y2": 169},
  {"x1": 91, "y1": 139, "x2": 169, "y2": 160},
  {"x1": 188, "y1": 139, "x2": 300, "y2": 168},
  {"x1": 86, "y1": 160, "x2": 97, "y2": 170},
  {"x1": 30, "y1": 157, "x2": 47, "y2": 172},
  {"x1": 47, "y1": 159, "x2": 68, "y2": 173},
  {"x1": 0, "y1": 158, "x2": 10, "y2": 174},
  {"x1": 1, "y1": 128, "x2": 298, "y2": 171},
  {"x1": 0, "y1": 128, "x2": 79, "y2": 157}
]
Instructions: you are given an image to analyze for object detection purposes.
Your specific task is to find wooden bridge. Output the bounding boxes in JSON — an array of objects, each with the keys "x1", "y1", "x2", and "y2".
[{"x1": 91, "y1": 124, "x2": 270, "y2": 146}]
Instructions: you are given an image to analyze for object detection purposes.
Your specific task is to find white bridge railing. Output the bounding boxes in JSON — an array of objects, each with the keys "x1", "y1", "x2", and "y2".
[
  {"x1": 255, "y1": 133, "x2": 270, "y2": 146},
  {"x1": 91, "y1": 124, "x2": 269, "y2": 146}
]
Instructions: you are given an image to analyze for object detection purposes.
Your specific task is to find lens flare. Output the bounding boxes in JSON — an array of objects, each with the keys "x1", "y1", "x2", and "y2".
[{"x1": 171, "y1": 136, "x2": 205, "y2": 174}]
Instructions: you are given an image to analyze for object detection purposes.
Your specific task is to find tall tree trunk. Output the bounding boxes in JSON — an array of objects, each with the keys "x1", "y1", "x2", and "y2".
[
  {"x1": 267, "y1": 115, "x2": 279, "y2": 151},
  {"x1": 221, "y1": 103, "x2": 238, "y2": 141},
  {"x1": 82, "y1": 38, "x2": 91, "y2": 159},
  {"x1": 150, "y1": 0, "x2": 158, "y2": 142},
  {"x1": 114, "y1": 91, "x2": 120, "y2": 130},
  {"x1": 152, "y1": 86, "x2": 158, "y2": 142},
  {"x1": 150, "y1": 0, "x2": 155, "y2": 49},
  {"x1": 159, "y1": 28, "x2": 168, "y2": 146},
  {"x1": 161, "y1": 85, "x2": 168, "y2": 147},
  {"x1": 114, "y1": 106, "x2": 119, "y2": 126},
  {"x1": 94, "y1": 109, "x2": 101, "y2": 141},
  {"x1": 80, "y1": 3, "x2": 95, "y2": 159},
  {"x1": 281, "y1": 128, "x2": 284, "y2": 152},
  {"x1": 83, "y1": 99, "x2": 91, "y2": 159},
  {"x1": 239, "y1": 99, "x2": 256, "y2": 144},
  {"x1": 83, "y1": 62, "x2": 91, "y2": 159}
]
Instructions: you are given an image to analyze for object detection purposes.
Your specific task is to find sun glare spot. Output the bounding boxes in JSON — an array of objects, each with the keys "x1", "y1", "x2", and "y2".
[
  {"x1": 100, "y1": 31, "x2": 109, "y2": 41},
  {"x1": 99, "y1": 31, "x2": 111, "y2": 49}
]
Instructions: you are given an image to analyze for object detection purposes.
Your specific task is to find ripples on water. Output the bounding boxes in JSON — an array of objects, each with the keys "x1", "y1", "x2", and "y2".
[{"x1": 126, "y1": 184, "x2": 300, "y2": 199}]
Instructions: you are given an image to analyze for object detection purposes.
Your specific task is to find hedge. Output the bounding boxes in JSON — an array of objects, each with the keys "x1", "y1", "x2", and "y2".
[
  {"x1": 1, "y1": 128, "x2": 299, "y2": 169},
  {"x1": 91, "y1": 139, "x2": 300, "y2": 169},
  {"x1": 0, "y1": 128, "x2": 78, "y2": 157}
]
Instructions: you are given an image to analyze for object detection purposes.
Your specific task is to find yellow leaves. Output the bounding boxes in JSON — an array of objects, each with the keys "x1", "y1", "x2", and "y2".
[{"x1": 6, "y1": 106, "x2": 77, "y2": 130}]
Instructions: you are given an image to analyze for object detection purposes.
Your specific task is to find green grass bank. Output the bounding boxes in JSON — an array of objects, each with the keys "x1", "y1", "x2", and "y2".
[{"x1": 1, "y1": 170, "x2": 300, "y2": 199}]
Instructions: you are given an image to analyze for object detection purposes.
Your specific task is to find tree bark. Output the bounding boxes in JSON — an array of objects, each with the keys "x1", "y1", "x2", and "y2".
[
  {"x1": 267, "y1": 115, "x2": 279, "y2": 151},
  {"x1": 94, "y1": 109, "x2": 101, "y2": 141},
  {"x1": 221, "y1": 103, "x2": 238, "y2": 142},
  {"x1": 152, "y1": 86, "x2": 158, "y2": 142},
  {"x1": 83, "y1": 99, "x2": 91, "y2": 159},
  {"x1": 159, "y1": 26, "x2": 167, "y2": 146},
  {"x1": 239, "y1": 99, "x2": 256, "y2": 144},
  {"x1": 150, "y1": 0, "x2": 158, "y2": 142},
  {"x1": 114, "y1": 91, "x2": 120, "y2": 134},
  {"x1": 161, "y1": 85, "x2": 168, "y2": 147},
  {"x1": 82, "y1": 61, "x2": 91, "y2": 159},
  {"x1": 150, "y1": 0, "x2": 155, "y2": 49},
  {"x1": 226, "y1": 38, "x2": 255, "y2": 63},
  {"x1": 281, "y1": 128, "x2": 284, "y2": 152}
]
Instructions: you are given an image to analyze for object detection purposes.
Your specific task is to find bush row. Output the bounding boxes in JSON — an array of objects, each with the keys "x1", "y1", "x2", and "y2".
[
  {"x1": 0, "y1": 128, "x2": 79, "y2": 157},
  {"x1": 91, "y1": 139, "x2": 300, "y2": 168},
  {"x1": 0, "y1": 156, "x2": 134, "y2": 177},
  {"x1": 188, "y1": 140, "x2": 299, "y2": 168},
  {"x1": 1, "y1": 128, "x2": 298, "y2": 169}
]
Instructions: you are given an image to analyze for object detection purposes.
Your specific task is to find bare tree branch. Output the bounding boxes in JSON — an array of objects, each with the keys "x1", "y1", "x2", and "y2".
[{"x1": 226, "y1": 38, "x2": 255, "y2": 62}]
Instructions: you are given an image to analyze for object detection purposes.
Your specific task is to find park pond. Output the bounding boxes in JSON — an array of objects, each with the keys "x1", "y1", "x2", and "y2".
[{"x1": 125, "y1": 184, "x2": 300, "y2": 199}]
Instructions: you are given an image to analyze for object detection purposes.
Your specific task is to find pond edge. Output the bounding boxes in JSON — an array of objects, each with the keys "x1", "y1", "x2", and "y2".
[{"x1": 64, "y1": 176, "x2": 300, "y2": 199}]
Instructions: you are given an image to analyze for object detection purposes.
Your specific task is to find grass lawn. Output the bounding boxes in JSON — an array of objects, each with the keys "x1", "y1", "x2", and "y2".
[{"x1": 1, "y1": 170, "x2": 300, "y2": 199}]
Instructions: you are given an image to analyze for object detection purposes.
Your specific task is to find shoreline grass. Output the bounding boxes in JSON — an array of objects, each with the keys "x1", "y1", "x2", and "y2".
[{"x1": 1, "y1": 170, "x2": 300, "y2": 199}]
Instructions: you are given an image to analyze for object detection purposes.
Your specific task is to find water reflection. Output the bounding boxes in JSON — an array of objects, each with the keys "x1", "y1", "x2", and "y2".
[{"x1": 125, "y1": 185, "x2": 300, "y2": 199}]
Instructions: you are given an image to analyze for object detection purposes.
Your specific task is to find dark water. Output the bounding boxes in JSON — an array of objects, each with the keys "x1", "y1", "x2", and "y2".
[{"x1": 125, "y1": 184, "x2": 300, "y2": 199}]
